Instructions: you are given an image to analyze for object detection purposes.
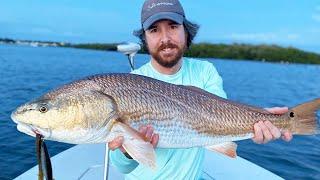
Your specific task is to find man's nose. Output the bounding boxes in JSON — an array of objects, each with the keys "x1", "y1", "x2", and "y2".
[{"x1": 160, "y1": 30, "x2": 171, "y2": 44}]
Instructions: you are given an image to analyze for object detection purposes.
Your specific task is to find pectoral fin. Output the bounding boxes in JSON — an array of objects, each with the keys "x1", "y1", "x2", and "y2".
[
  {"x1": 206, "y1": 142, "x2": 237, "y2": 158},
  {"x1": 110, "y1": 122, "x2": 157, "y2": 170}
]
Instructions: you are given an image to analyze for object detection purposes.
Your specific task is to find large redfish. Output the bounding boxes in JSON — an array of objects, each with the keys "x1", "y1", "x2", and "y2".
[{"x1": 11, "y1": 73, "x2": 320, "y2": 169}]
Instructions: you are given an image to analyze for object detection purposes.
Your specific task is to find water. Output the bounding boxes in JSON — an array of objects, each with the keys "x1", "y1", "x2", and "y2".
[{"x1": 0, "y1": 44, "x2": 319, "y2": 179}]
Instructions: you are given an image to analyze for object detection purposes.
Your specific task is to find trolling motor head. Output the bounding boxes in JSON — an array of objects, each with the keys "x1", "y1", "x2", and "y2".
[{"x1": 117, "y1": 42, "x2": 141, "y2": 71}]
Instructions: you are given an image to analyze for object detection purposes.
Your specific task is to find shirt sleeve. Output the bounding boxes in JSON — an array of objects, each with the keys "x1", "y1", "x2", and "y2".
[
  {"x1": 109, "y1": 149, "x2": 139, "y2": 174},
  {"x1": 203, "y1": 63, "x2": 227, "y2": 99}
]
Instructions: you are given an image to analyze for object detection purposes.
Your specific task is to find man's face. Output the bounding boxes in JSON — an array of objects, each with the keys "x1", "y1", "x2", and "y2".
[{"x1": 145, "y1": 20, "x2": 187, "y2": 68}]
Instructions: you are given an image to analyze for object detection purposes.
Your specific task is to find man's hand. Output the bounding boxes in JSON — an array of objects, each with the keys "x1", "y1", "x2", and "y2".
[
  {"x1": 108, "y1": 125, "x2": 159, "y2": 154},
  {"x1": 252, "y1": 107, "x2": 293, "y2": 144}
]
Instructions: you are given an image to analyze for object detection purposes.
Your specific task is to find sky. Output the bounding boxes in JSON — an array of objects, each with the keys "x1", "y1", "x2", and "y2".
[{"x1": 1, "y1": 0, "x2": 320, "y2": 53}]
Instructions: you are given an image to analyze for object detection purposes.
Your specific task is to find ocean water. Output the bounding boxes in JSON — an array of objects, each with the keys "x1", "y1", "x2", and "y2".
[{"x1": 0, "y1": 44, "x2": 319, "y2": 179}]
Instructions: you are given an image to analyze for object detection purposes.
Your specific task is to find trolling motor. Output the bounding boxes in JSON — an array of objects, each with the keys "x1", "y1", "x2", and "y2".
[{"x1": 117, "y1": 42, "x2": 141, "y2": 71}]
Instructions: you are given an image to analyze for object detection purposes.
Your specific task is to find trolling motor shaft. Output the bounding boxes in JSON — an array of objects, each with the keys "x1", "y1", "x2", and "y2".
[{"x1": 117, "y1": 42, "x2": 141, "y2": 71}]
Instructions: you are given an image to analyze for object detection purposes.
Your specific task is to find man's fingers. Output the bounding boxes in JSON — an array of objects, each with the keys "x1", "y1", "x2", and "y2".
[
  {"x1": 139, "y1": 125, "x2": 147, "y2": 135},
  {"x1": 253, "y1": 122, "x2": 263, "y2": 144},
  {"x1": 254, "y1": 107, "x2": 293, "y2": 144},
  {"x1": 258, "y1": 121, "x2": 273, "y2": 143},
  {"x1": 145, "y1": 125, "x2": 153, "y2": 141},
  {"x1": 138, "y1": 125, "x2": 159, "y2": 148},
  {"x1": 281, "y1": 130, "x2": 293, "y2": 142},
  {"x1": 108, "y1": 136, "x2": 124, "y2": 150},
  {"x1": 265, "y1": 121, "x2": 281, "y2": 139},
  {"x1": 108, "y1": 125, "x2": 160, "y2": 154},
  {"x1": 151, "y1": 134, "x2": 159, "y2": 147}
]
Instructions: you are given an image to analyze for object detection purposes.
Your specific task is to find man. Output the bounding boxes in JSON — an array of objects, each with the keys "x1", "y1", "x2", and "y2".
[{"x1": 109, "y1": 0, "x2": 292, "y2": 179}]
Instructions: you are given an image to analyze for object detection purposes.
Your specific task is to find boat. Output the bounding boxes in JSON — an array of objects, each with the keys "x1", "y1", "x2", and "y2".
[
  {"x1": 14, "y1": 43, "x2": 284, "y2": 180},
  {"x1": 14, "y1": 144, "x2": 283, "y2": 179}
]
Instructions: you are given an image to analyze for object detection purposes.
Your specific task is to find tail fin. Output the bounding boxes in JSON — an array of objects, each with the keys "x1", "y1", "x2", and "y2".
[{"x1": 289, "y1": 98, "x2": 320, "y2": 135}]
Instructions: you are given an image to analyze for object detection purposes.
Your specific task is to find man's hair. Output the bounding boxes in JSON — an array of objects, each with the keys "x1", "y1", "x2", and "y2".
[{"x1": 133, "y1": 19, "x2": 199, "y2": 52}]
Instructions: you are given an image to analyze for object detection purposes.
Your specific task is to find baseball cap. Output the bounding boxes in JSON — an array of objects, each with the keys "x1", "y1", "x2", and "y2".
[{"x1": 141, "y1": 0, "x2": 185, "y2": 30}]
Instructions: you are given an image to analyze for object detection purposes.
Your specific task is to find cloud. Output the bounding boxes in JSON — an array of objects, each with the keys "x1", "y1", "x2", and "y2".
[
  {"x1": 312, "y1": 14, "x2": 320, "y2": 22},
  {"x1": 225, "y1": 32, "x2": 300, "y2": 43},
  {"x1": 312, "y1": 5, "x2": 320, "y2": 22},
  {"x1": 228, "y1": 33, "x2": 278, "y2": 41},
  {"x1": 62, "y1": 31, "x2": 83, "y2": 37},
  {"x1": 308, "y1": 28, "x2": 320, "y2": 33},
  {"x1": 287, "y1": 34, "x2": 300, "y2": 40},
  {"x1": 31, "y1": 27, "x2": 55, "y2": 34},
  {"x1": 29, "y1": 26, "x2": 84, "y2": 38}
]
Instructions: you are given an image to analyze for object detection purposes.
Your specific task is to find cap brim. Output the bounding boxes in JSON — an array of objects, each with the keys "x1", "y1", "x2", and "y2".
[{"x1": 143, "y1": 12, "x2": 184, "y2": 30}]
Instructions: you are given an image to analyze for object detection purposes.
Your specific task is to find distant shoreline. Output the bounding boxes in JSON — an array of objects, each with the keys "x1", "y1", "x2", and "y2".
[{"x1": 1, "y1": 38, "x2": 319, "y2": 64}]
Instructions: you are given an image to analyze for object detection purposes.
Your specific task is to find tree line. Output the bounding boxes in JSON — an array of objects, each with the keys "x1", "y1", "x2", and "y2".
[
  {"x1": 2, "y1": 37, "x2": 319, "y2": 64},
  {"x1": 69, "y1": 42, "x2": 320, "y2": 64}
]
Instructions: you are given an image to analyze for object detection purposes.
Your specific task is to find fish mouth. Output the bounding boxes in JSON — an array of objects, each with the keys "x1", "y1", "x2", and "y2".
[
  {"x1": 17, "y1": 122, "x2": 51, "y2": 139},
  {"x1": 11, "y1": 112, "x2": 51, "y2": 139}
]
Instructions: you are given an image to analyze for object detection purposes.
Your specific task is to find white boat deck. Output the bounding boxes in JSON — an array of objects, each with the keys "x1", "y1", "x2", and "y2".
[{"x1": 15, "y1": 144, "x2": 283, "y2": 180}]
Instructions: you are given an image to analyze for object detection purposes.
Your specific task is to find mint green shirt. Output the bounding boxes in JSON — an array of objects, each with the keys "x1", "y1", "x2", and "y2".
[{"x1": 110, "y1": 58, "x2": 227, "y2": 179}]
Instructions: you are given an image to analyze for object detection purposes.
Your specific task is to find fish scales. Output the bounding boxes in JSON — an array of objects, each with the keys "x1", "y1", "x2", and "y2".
[{"x1": 85, "y1": 74, "x2": 287, "y2": 146}]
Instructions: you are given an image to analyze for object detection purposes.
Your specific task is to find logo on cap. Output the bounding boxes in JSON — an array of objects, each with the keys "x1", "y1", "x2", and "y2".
[{"x1": 148, "y1": 2, "x2": 174, "y2": 10}]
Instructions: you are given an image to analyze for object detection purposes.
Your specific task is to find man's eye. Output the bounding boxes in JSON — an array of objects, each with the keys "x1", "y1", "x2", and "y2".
[
  {"x1": 171, "y1": 25, "x2": 178, "y2": 29},
  {"x1": 149, "y1": 28, "x2": 157, "y2": 33}
]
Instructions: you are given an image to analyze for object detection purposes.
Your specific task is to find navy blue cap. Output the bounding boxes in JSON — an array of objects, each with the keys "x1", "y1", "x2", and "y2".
[{"x1": 141, "y1": 0, "x2": 185, "y2": 30}]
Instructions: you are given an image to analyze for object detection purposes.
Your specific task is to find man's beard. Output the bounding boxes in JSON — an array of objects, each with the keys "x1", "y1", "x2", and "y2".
[{"x1": 149, "y1": 42, "x2": 186, "y2": 68}]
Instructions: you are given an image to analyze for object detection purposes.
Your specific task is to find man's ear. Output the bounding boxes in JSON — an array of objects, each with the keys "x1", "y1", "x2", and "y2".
[
  {"x1": 183, "y1": 25, "x2": 189, "y2": 49},
  {"x1": 143, "y1": 35, "x2": 150, "y2": 53},
  {"x1": 184, "y1": 32, "x2": 189, "y2": 50}
]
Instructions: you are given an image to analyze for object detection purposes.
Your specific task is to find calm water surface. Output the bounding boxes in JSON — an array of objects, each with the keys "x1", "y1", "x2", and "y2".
[{"x1": 0, "y1": 44, "x2": 319, "y2": 179}]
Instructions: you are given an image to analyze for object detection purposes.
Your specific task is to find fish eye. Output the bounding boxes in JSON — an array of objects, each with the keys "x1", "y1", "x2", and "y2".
[
  {"x1": 289, "y1": 112, "x2": 295, "y2": 118},
  {"x1": 39, "y1": 105, "x2": 48, "y2": 113}
]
